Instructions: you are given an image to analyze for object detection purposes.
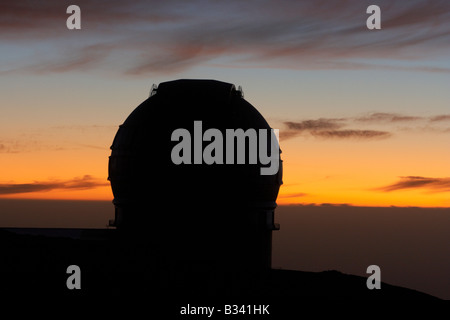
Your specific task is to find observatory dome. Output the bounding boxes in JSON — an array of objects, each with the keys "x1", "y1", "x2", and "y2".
[
  {"x1": 109, "y1": 79, "x2": 282, "y2": 227},
  {"x1": 108, "y1": 79, "x2": 282, "y2": 274}
]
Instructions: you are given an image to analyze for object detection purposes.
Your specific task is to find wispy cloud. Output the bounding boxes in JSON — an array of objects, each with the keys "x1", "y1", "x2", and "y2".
[
  {"x1": 355, "y1": 113, "x2": 422, "y2": 123},
  {"x1": 0, "y1": 1, "x2": 180, "y2": 36},
  {"x1": 278, "y1": 192, "x2": 308, "y2": 199},
  {"x1": 281, "y1": 118, "x2": 391, "y2": 141},
  {"x1": 50, "y1": 124, "x2": 117, "y2": 132},
  {"x1": 375, "y1": 176, "x2": 450, "y2": 193},
  {"x1": 311, "y1": 129, "x2": 391, "y2": 139},
  {"x1": 0, "y1": 139, "x2": 60, "y2": 153},
  {"x1": 282, "y1": 119, "x2": 349, "y2": 140},
  {"x1": 0, "y1": 139, "x2": 61, "y2": 153},
  {"x1": 356, "y1": 113, "x2": 450, "y2": 123},
  {"x1": 429, "y1": 115, "x2": 450, "y2": 122},
  {"x1": 281, "y1": 112, "x2": 450, "y2": 141},
  {"x1": 1, "y1": 0, "x2": 449, "y2": 75},
  {"x1": 284, "y1": 119, "x2": 343, "y2": 131},
  {"x1": 0, "y1": 175, "x2": 109, "y2": 195},
  {"x1": 0, "y1": 125, "x2": 116, "y2": 153}
]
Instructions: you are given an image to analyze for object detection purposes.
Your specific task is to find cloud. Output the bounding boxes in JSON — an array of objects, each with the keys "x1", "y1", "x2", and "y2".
[
  {"x1": 281, "y1": 112, "x2": 450, "y2": 141},
  {"x1": 355, "y1": 113, "x2": 450, "y2": 124},
  {"x1": 75, "y1": 144, "x2": 109, "y2": 150},
  {"x1": 429, "y1": 115, "x2": 450, "y2": 122},
  {"x1": 278, "y1": 192, "x2": 308, "y2": 199},
  {"x1": 32, "y1": 44, "x2": 115, "y2": 74},
  {"x1": 50, "y1": 124, "x2": 117, "y2": 132},
  {"x1": 398, "y1": 125, "x2": 450, "y2": 134},
  {"x1": 0, "y1": 138, "x2": 67, "y2": 153},
  {"x1": 375, "y1": 176, "x2": 450, "y2": 192},
  {"x1": 311, "y1": 129, "x2": 391, "y2": 139},
  {"x1": 281, "y1": 119, "x2": 345, "y2": 140},
  {"x1": 279, "y1": 130, "x2": 303, "y2": 141},
  {"x1": 1, "y1": 0, "x2": 450, "y2": 75},
  {"x1": 0, "y1": 139, "x2": 35, "y2": 153},
  {"x1": 355, "y1": 113, "x2": 422, "y2": 123},
  {"x1": 0, "y1": 175, "x2": 109, "y2": 195},
  {"x1": 281, "y1": 118, "x2": 391, "y2": 140},
  {"x1": 0, "y1": 1, "x2": 179, "y2": 37},
  {"x1": 284, "y1": 119, "x2": 343, "y2": 131},
  {"x1": 0, "y1": 125, "x2": 116, "y2": 153}
]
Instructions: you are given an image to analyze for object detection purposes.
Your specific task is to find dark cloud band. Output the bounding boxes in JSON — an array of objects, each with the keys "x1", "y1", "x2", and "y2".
[
  {"x1": 280, "y1": 112, "x2": 450, "y2": 141},
  {"x1": 375, "y1": 176, "x2": 450, "y2": 193},
  {"x1": 281, "y1": 118, "x2": 391, "y2": 140},
  {"x1": 311, "y1": 129, "x2": 391, "y2": 139},
  {"x1": 0, "y1": 175, "x2": 108, "y2": 195},
  {"x1": 1, "y1": 1, "x2": 450, "y2": 75}
]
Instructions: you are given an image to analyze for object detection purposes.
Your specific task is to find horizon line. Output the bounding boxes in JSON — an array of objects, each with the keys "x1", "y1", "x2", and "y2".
[{"x1": 0, "y1": 198, "x2": 448, "y2": 209}]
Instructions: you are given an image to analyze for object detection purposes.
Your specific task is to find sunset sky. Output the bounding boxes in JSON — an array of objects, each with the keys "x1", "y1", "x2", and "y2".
[{"x1": 1, "y1": 0, "x2": 449, "y2": 207}]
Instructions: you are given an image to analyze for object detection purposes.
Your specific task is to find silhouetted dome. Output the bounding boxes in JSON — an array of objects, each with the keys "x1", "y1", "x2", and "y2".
[
  {"x1": 108, "y1": 79, "x2": 282, "y2": 275},
  {"x1": 109, "y1": 79, "x2": 282, "y2": 224}
]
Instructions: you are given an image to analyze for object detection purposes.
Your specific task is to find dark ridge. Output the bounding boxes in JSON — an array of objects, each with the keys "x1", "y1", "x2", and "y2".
[{"x1": 0, "y1": 229, "x2": 439, "y2": 300}]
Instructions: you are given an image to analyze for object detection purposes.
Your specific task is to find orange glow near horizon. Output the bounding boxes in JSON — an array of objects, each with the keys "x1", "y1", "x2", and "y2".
[
  {"x1": 0, "y1": 145, "x2": 113, "y2": 201},
  {"x1": 276, "y1": 133, "x2": 450, "y2": 207},
  {"x1": 1, "y1": 130, "x2": 449, "y2": 207}
]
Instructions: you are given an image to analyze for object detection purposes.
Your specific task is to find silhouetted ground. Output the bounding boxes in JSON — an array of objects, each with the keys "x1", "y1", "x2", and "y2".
[{"x1": 0, "y1": 228, "x2": 438, "y2": 303}]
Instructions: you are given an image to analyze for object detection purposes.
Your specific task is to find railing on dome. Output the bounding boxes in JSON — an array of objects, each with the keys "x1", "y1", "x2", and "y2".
[
  {"x1": 237, "y1": 85, "x2": 244, "y2": 98},
  {"x1": 149, "y1": 84, "x2": 158, "y2": 97}
]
